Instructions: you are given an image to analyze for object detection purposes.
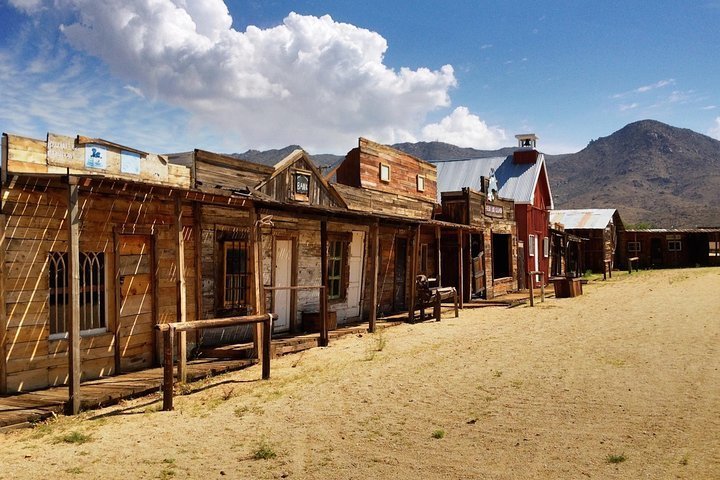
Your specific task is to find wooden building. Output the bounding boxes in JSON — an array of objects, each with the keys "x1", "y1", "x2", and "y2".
[
  {"x1": 437, "y1": 185, "x2": 518, "y2": 299},
  {"x1": 0, "y1": 133, "x2": 225, "y2": 394},
  {"x1": 618, "y1": 228, "x2": 720, "y2": 269},
  {"x1": 548, "y1": 223, "x2": 584, "y2": 278},
  {"x1": 334, "y1": 138, "x2": 460, "y2": 318},
  {"x1": 434, "y1": 134, "x2": 554, "y2": 289},
  {"x1": 549, "y1": 209, "x2": 624, "y2": 273}
]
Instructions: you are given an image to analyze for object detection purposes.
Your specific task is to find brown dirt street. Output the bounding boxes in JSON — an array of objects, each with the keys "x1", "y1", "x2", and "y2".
[{"x1": 1, "y1": 267, "x2": 719, "y2": 479}]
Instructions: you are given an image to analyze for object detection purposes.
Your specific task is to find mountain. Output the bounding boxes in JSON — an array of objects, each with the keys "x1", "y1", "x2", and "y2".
[
  {"x1": 546, "y1": 120, "x2": 720, "y2": 228},
  {"x1": 229, "y1": 145, "x2": 341, "y2": 169},
  {"x1": 391, "y1": 141, "x2": 516, "y2": 161}
]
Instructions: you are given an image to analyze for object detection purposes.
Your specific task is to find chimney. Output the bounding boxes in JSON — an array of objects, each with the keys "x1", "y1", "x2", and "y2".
[{"x1": 513, "y1": 133, "x2": 539, "y2": 164}]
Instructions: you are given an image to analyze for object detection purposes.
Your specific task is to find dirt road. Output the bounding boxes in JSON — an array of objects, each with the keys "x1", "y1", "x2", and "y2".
[{"x1": 1, "y1": 268, "x2": 718, "y2": 479}]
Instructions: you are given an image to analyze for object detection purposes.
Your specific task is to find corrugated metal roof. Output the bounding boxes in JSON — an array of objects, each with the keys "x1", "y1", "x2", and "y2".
[
  {"x1": 625, "y1": 227, "x2": 720, "y2": 233},
  {"x1": 550, "y1": 209, "x2": 617, "y2": 230},
  {"x1": 433, "y1": 154, "x2": 549, "y2": 205}
]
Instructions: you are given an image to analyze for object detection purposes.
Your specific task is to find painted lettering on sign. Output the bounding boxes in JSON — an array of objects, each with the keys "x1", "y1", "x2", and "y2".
[
  {"x1": 485, "y1": 203, "x2": 504, "y2": 218},
  {"x1": 85, "y1": 144, "x2": 107, "y2": 169}
]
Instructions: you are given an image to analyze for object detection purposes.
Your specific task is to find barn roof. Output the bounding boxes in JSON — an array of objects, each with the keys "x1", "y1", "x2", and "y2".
[
  {"x1": 550, "y1": 209, "x2": 619, "y2": 230},
  {"x1": 432, "y1": 153, "x2": 552, "y2": 207}
]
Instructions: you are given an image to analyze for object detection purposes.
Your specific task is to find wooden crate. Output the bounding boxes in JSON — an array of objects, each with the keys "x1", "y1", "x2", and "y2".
[{"x1": 302, "y1": 311, "x2": 337, "y2": 332}]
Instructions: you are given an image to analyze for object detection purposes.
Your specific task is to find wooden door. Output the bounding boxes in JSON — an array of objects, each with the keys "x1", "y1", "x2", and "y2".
[
  {"x1": 273, "y1": 239, "x2": 293, "y2": 333},
  {"x1": 651, "y1": 238, "x2": 663, "y2": 267},
  {"x1": 117, "y1": 234, "x2": 154, "y2": 372},
  {"x1": 394, "y1": 238, "x2": 407, "y2": 311},
  {"x1": 346, "y1": 231, "x2": 365, "y2": 318}
]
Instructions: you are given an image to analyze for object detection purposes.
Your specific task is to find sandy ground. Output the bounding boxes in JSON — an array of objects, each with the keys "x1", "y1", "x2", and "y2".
[{"x1": 1, "y1": 268, "x2": 719, "y2": 479}]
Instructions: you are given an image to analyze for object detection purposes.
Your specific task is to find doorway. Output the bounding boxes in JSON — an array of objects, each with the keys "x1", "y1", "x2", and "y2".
[
  {"x1": 393, "y1": 237, "x2": 408, "y2": 311},
  {"x1": 273, "y1": 239, "x2": 293, "y2": 333},
  {"x1": 117, "y1": 234, "x2": 154, "y2": 372},
  {"x1": 650, "y1": 238, "x2": 663, "y2": 267}
]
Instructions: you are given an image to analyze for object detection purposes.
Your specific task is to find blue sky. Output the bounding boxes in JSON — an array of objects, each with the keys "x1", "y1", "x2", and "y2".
[{"x1": 2, "y1": 0, "x2": 720, "y2": 155}]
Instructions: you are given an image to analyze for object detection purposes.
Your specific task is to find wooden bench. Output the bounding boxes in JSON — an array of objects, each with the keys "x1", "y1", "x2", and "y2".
[
  {"x1": 416, "y1": 275, "x2": 459, "y2": 322},
  {"x1": 628, "y1": 256, "x2": 639, "y2": 274}
]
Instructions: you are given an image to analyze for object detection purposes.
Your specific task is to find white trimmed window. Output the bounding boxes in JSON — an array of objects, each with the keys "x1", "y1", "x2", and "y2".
[
  {"x1": 379, "y1": 163, "x2": 391, "y2": 183},
  {"x1": 543, "y1": 237, "x2": 549, "y2": 258},
  {"x1": 710, "y1": 241, "x2": 720, "y2": 257},
  {"x1": 417, "y1": 174, "x2": 425, "y2": 192},
  {"x1": 668, "y1": 240, "x2": 682, "y2": 252},
  {"x1": 528, "y1": 234, "x2": 536, "y2": 256},
  {"x1": 628, "y1": 242, "x2": 641, "y2": 253}
]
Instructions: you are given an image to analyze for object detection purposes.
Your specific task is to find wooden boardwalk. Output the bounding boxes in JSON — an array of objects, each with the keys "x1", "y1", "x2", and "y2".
[{"x1": 0, "y1": 319, "x2": 403, "y2": 431}]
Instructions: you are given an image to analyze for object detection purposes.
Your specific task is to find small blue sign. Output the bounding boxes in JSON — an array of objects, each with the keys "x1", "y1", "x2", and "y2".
[
  {"x1": 121, "y1": 150, "x2": 141, "y2": 174},
  {"x1": 85, "y1": 144, "x2": 107, "y2": 169}
]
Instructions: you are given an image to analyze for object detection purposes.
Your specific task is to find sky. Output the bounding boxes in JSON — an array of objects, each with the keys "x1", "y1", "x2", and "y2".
[{"x1": 1, "y1": 0, "x2": 720, "y2": 156}]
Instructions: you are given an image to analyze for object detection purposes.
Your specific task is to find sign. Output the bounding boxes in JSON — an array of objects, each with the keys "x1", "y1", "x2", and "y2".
[
  {"x1": 295, "y1": 172, "x2": 310, "y2": 195},
  {"x1": 485, "y1": 203, "x2": 504, "y2": 218},
  {"x1": 84, "y1": 144, "x2": 107, "y2": 169},
  {"x1": 666, "y1": 234, "x2": 681, "y2": 240},
  {"x1": 121, "y1": 150, "x2": 141, "y2": 174},
  {"x1": 47, "y1": 134, "x2": 76, "y2": 164}
]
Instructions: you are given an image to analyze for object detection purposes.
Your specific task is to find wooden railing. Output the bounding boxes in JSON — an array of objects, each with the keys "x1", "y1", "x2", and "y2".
[
  {"x1": 527, "y1": 271, "x2": 545, "y2": 307},
  {"x1": 155, "y1": 313, "x2": 276, "y2": 411}
]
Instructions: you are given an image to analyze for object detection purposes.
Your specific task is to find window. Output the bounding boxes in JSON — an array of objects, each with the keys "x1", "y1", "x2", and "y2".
[
  {"x1": 49, "y1": 251, "x2": 106, "y2": 337},
  {"x1": 419, "y1": 243, "x2": 429, "y2": 273},
  {"x1": 379, "y1": 163, "x2": 391, "y2": 183},
  {"x1": 223, "y1": 240, "x2": 250, "y2": 310},
  {"x1": 628, "y1": 242, "x2": 641, "y2": 253},
  {"x1": 543, "y1": 237, "x2": 549, "y2": 258},
  {"x1": 528, "y1": 234, "x2": 536, "y2": 257},
  {"x1": 328, "y1": 240, "x2": 344, "y2": 300},
  {"x1": 294, "y1": 171, "x2": 310, "y2": 196},
  {"x1": 668, "y1": 240, "x2": 682, "y2": 252},
  {"x1": 710, "y1": 241, "x2": 720, "y2": 257},
  {"x1": 417, "y1": 174, "x2": 425, "y2": 192}
]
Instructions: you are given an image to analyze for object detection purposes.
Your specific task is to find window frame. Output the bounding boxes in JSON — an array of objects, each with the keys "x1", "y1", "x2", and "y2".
[
  {"x1": 528, "y1": 234, "x2": 536, "y2": 257},
  {"x1": 709, "y1": 241, "x2": 720, "y2": 257},
  {"x1": 293, "y1": 169, "x2": 311, "y2": 200},
  {"x1": 667, "y1": 240, "x2": 682, "y2": 252},
  {"x1": 379, "y1": 163, "x2": 391, "y2": 183},
  {"x1": 627, "y1": 241, "x2": 641, "y2": 253},
  {"x1": 416, "y1": 174, "x2": 425, "y2": 192},
  {"x1": 327, "y1": 233, "x2": 352, "y2": 302},
  {"x1": 48, "y1": 251, "x2": 108, "y2": 340},
  {"x1": 419, "y1": 243, "x2": 429, "y2": 273},
  {"x1": 543, "y1": 236, "x2": 549, "y2": 258},
  {"x1": 221, "y1": 238, "x2": 251, "y2": 313}
]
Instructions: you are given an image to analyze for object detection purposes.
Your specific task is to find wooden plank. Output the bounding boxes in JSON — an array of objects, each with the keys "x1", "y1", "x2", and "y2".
[
  {"x1": 435, "y1": 226, "x2": 442, "y2": 286},
  {"x1": 408, "y1": 225, "x2": 419, "y2": 322},
  {"x1": 319, "y1": 220, "x2": 329, "y2": 347},
  {"x1": 457, "y1": 229, "x2": 464, "y2": 309},
  {"x1": 0, "y1": 213, "x2": 7, "y2": 393},
  {"x1": 368, "y1": 221, "x2": 379, "y2": 333},
  {"x1": 162, "y1": 327, "x2": 174, "y2": 411},
  {"x1": 67, "y1": 178, "x2": 81, "y2": 415},
  {"x1": 174, "y1": 197, "x2": 187, "y2": 382}
]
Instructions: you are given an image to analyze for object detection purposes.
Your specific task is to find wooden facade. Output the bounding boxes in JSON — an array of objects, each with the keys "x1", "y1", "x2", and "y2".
[
  {"x1": 618, "y1": 229, "x2": 720, "y2": 269},
  {"x1": 550, "y1": 209, "x2": 624, "y2": 273},
  {"x1": 0, "y1": 133, "x2": 205, "y2": 393},
  {"x1": 439, "y1": 187, "x2": 518, "y2": 299}
]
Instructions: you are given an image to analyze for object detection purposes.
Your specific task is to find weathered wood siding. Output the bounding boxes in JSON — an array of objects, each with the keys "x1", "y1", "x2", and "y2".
[
  {"x1": 193, "y1": 149, "x2": 272, "y2": 193},
  {"x1": 362, "y1": 225, "x2": 414, "y2": 316},
  {"x1": 333, "y1": 183, "x2": 434, "y2": 220},
  {"x1": 258, "y1": 156, "x2": 343, "y2": 208},
  {"x1": 2, "y1": 181, "x2": 197, "y2": 392}
]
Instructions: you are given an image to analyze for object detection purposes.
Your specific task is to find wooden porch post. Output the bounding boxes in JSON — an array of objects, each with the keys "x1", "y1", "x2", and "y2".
[
  {"x1": 193, "y1": 203, "x2": 203, "y2": 346},
  {"x1": 162, "y1": 326, "x2": 175, "y2": 411},
  {"x1": 408, "y1": 224, "x2": 420, "y2": 322},
  {"x1": 368, "y1": 221, "x2": 379, "y2": 333},
  {"x1": 67, "y1": 177, "x2": 81, "y2": 415},
  {"x1": 435, "y1": 226, "x2": 442, "y2": 286},
  {"x1": 174, "y1": 197, "x2": 187, "y2": 383},
  {"x1": 251, "y1": 209, "x2": 266, "y2": 360},
  {"x1": 319, "y1": 219, "x2": 329, "y2": 347},
  {"x1": 456, "y1": 229, "x2": 464, "y2": 309},
  {"x1": 0, "y1": 213, "x2": 7, "y2": 395}
]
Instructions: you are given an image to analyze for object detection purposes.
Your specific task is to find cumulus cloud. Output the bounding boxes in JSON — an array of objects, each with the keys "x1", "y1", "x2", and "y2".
[
  {"x1": 708, "y1": 117, "x2": 720, "y2": 140},
  {"x1": 420, "y1": 107, "x2": 506, "y2": 149},
  {"x1": 11, "y1": 0, "x2": 461, "y2": 152}
]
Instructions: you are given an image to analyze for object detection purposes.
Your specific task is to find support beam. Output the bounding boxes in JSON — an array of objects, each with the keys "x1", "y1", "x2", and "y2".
[
  {"x1": 66, "y1": 177, "x2": 81, "y2": 415},
  {"x1": 408, "y1": 224, "x2": 420, "y2": 322},
  {"x1": 162, "y1": 326, "x2": 175, "y2": 411},
  {"x1": 112, "y1": 230, "x2": 122, "y2": 374},
  {"x1": 174, "y1": 197, "x2": 187, "y2": 383},
  {"x1": 319, "y1": 220, "x2": 329, "y2": 347},
  {"x1": 368, "y1": 221, "x2": 380, "y2": 333},
  {"x1": 251, "y1": 209, "x2": 266, "y2": 360},
  {"x1": 435, "y1": 226, "x2": 442, "y2": 286},
  {"x1": 0, "y1": 213, "x2": 7, "y2": 395},
  {"x1": 193, "y1": 203, "x2": 203, "y2": 346},
  {"x1": 456, "y1": 229, "x2": 464, "y2": 309}
]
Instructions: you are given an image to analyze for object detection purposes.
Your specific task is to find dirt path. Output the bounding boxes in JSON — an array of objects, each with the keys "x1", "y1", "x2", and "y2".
[{"x1": 1, "y1": 268, "x2": 719, "y2": 479}]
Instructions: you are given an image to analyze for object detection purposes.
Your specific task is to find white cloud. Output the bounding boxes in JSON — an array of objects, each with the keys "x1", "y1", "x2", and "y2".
[
  {"x1": 8, "y1": 0, "x2": 43, "y2": 13},
  {"x1": 708, "y1": 117, "x2": 720, "y2": 140},
  {"x1": 702, "y1": 105, "x2": 717, "y2": 110},
  {"x1": 420, "y1": 107, "x2": 506, "y2": 149},
  {"x1": 612, "y1": 78, "x2": 676, "y2": 99},
  {"x1": 12, "y1": 1, "x2": 459, "y2": 153},
  {"x1": 619, "y1": 103, "x2": 639, "y2": 111}
]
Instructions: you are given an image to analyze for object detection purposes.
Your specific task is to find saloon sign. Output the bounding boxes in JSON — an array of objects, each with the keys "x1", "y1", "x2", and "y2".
[{"x1": 484, "y1": 203, "x2": 504, "y2": 218}]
